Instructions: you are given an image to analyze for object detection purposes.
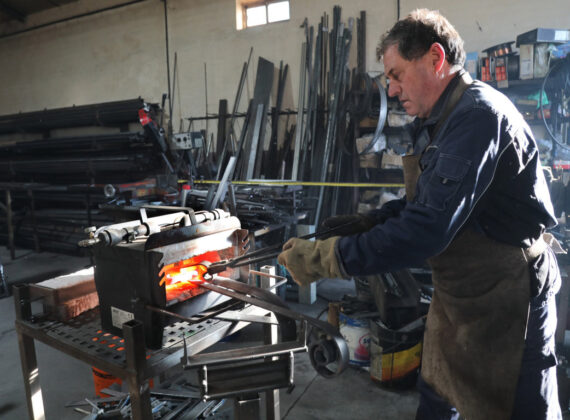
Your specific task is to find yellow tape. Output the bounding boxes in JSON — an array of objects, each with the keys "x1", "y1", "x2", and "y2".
[{"x1": 186, "y1": 180, "x2": 404, "y2": 188}]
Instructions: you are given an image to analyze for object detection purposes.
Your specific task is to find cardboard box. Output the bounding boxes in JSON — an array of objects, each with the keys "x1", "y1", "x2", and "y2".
[
  {"x1": 356, "y1": 134, "x2": 385, "y2": 154},
  {"x1": 387, "y1": 111, "x2": 415, "y2": 127},
  {"x1": 360, "y1": 153, "x2": 379, "y2": 168},
  {"x1": 519, "y1": 44, "x2": 534, "y2": 79},
  {"x1": 381, "y1": 152, "x2": 403, "y2": 169},
  {"x1": 534, "y1": 43, "x2": 551, "y2": 78}
]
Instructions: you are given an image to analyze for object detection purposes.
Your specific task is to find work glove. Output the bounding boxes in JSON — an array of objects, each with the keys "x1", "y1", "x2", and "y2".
[
  {"x1": 277, "y1": 236, "x2": 344, "y2": 286},
  {"x1": 319, "y1": 214, "x2": 376, "y2": 238}
]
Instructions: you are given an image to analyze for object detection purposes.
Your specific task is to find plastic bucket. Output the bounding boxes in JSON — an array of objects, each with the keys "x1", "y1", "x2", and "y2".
[
  {"x1": 339, "y1": 312, "x2": 371, "y2": 367},
  {"x1": 369, "y1": 318, "x2": 423, "y2": 388},
  {"x1": 92, "y1": 367, "x2": 122, "y2": 397}
]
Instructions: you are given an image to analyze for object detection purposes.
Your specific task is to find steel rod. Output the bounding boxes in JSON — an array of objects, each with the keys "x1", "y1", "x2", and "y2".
[{"x1": 292, "y1": 43, "x2": 307, "y2": 181}]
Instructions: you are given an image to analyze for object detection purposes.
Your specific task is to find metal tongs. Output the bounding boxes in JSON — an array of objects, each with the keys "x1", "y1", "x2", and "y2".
[{"x1": 204, "y1": 221, "x2": 358, "y2": 277}]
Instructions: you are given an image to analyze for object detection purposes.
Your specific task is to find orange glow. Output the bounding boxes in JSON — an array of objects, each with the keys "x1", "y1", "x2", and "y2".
[{"x1": 159, "y1": 251, "x2": 220, "y2": 302}]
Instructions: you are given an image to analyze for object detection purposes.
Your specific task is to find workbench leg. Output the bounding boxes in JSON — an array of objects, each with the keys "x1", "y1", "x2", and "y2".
[
  {"x1": 27, "y1": 189, "x2": 40, "y2": 253},
  {"x1": 14, "y1": 285, "x2": 45, "y2": 420},
  {"x1": 296, "y1": 225, "x2": 316, "y2": 304},
  {"x1": 261, "y1": 265, "x2": 280, "y2": 420},
  {"x1": 234, "y1": 394, "x2": 261, "y2": 420},
  {"x1": 6, "y1": 189, "x2": 15, "y2": 260},
  {"x1": 123, "y1": 320, "x2": 153, "y2": 420},
  {"x1": 0, "y1": 257, "x2": 7, "y2": 297}
]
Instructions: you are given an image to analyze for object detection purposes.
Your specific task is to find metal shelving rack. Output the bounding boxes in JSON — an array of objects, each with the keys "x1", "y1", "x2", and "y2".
[{"x1": 13, "y1": 283, "x2": 275, "y2": 420}]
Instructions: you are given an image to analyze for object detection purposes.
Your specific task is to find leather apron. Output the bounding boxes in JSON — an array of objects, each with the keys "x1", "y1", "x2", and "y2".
[{"x1": 402, "y1": 73, "x2": 540, "y2": 419}]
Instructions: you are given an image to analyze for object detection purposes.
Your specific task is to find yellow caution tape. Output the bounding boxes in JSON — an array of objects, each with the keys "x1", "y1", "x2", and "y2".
[{"x1": 185, "y1": 180, "x2": 404, "y2": 188}]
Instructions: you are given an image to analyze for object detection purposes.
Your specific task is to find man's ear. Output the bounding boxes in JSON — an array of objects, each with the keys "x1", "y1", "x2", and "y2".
[{"x1": 429, "y1": 42, "x2": 446, "y2": 73}]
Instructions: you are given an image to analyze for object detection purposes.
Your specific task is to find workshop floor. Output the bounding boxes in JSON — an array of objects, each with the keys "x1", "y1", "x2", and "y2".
[{"x1": 0, "y1": 245, "x2": 415, "y2": 419}]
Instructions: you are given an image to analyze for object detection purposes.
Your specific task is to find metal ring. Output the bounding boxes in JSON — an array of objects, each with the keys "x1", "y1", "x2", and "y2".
[{"x1": 359, "y1": 76, "x2": 388, "y2": 155}]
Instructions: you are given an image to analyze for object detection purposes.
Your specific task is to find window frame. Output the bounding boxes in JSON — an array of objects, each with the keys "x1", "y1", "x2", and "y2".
[{"x1": 238, "y1": 0, "x2": 290, "y2": 30}]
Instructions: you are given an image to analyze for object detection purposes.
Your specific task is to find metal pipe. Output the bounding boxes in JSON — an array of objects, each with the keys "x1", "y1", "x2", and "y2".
[
  {"x1": 187, "y1": 109, "x2": 323, "y2": 121},
  {"x1": 163, "y1": 0, "x2": 173, "y2": 135},
  {"x1": 145, "y1": 300, "x2": 241, "y2": 325},
  {"x1": 292, "y1": 43, "x2": 307, "y2": 181}
]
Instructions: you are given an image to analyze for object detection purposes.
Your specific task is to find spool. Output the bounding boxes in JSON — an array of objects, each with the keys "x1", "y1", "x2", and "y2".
[
  {"x1": 339, "y1": 312, "x2": 371, "y2": 367},
  {"x1": 369, "y1": 318, "x2": 423, "y2": 388},
  {"x1": 92, "y1": 367, "x2": 122, "y2": 397}
]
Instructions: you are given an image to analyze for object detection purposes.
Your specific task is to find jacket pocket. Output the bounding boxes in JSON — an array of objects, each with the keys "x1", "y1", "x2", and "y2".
[{"x1": 419, "y1": 153, "x2": 471, "y2": 211}]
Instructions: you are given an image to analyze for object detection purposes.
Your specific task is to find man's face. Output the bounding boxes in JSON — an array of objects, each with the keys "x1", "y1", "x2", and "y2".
[{"x1": 383, "y1": 44, "x2": 438, "y2": 118}]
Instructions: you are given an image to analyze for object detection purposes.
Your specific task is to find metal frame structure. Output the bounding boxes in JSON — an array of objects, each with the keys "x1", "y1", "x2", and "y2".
[{"x1": 14, "y1": 280, "x2": 286, "y2": 420}]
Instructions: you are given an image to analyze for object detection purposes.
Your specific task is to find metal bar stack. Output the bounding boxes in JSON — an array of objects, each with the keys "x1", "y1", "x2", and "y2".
[
  {"x1": 289, "y1": 6, "x2": 356, "y2": 225},
  {"x1": 192, "y1": 6, "x2": 364, "y2": 226},
  {"x1": 0, "y1": 98, "x2": 168, "y2": 255},
  {"x1": 0, "y1": 98, "x2": 150, "y2": 134}
]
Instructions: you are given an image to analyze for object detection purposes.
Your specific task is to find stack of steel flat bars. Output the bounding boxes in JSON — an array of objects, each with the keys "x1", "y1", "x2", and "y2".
[
  {"x1": 266, "y1": 61, "x2": 289, "y2": 179},
  {"x1": 282, "y1": 6, "x2": 360, "y2": 225},
  {"x1": 216, "y1": 47, "x2": 253, "y2": 180},
  {"x1": 234, "y1": 57, "x2": 274, "y2": 180},
  {"x1": 291, "y1": 42, "x2": 307, "y2": 181}
]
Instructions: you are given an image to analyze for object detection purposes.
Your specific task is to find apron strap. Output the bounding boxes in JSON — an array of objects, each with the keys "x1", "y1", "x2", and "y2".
[
  {"x1": 402, "y1": 71, "x2": 473, "y2": 202},
  {"x1": 431, "y1": 71, "x2": 473, "y2": 139}
]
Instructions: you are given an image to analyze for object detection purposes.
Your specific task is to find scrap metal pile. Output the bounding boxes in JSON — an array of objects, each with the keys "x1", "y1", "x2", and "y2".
[
  {"x1": 205, "y1": 6, "x2": 372, "y2": 226},
  {"x1": 0, "y1": 98, "x2": 165, "y2": 184},
  {"x1": 0, "y1": 5, "x2": 390, "y2": 256},
  {"x1": 0, "y1": 98, "x2": 170, "y2": 254}
]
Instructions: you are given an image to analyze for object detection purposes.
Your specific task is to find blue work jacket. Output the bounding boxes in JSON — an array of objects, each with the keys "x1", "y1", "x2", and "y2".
[{"x1": 337, "y1": 73, "x2": 558, "y2": 281}]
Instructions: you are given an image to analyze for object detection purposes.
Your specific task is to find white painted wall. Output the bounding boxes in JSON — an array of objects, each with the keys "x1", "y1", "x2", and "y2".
[{"x1": 0, "y1": 0, "x2": 568, "y2": 127}]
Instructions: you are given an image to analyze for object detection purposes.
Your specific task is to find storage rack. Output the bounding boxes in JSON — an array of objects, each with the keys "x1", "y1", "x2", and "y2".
[{"x1": 13, "y1": 283, "x2": 277, "y2": 420}]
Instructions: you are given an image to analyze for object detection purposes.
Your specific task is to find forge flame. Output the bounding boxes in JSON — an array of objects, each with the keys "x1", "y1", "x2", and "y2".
[{"x1": 159, "y1": 250, "x2": 219, "y2": 302}]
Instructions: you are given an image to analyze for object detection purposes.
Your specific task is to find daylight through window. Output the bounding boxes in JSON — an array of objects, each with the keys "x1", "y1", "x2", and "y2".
[{"x1": 237, "y1": 1, "x2": 290, "y2": 30}]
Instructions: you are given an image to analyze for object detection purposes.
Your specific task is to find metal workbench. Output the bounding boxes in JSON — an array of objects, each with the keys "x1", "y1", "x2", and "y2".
[{"x1": 14, "y1": 283, "x2": 279, "y2": 420}]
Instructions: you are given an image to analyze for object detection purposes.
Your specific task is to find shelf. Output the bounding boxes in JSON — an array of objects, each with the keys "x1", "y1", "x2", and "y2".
[
  {"x1": 13, "y1": 284, "x2": 273, "y2": 420},
  {"x1": 486, "y1": 78, "x2": 545, "y2": 90}
]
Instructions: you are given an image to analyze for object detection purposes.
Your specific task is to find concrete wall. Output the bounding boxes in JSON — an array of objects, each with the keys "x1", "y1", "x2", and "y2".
[{"x1": 0, "y1": 0, "x2": 568, "y2": 126}]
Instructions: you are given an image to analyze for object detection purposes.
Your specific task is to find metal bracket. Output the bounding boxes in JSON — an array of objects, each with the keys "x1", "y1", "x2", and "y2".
[{"x1": 199, "y1": 351, "x2": 296, "y2": 400}]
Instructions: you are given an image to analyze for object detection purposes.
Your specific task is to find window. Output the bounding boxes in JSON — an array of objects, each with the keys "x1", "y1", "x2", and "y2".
[{"x1": 236, "y1": 0, "x2": 290, "y2": 30}]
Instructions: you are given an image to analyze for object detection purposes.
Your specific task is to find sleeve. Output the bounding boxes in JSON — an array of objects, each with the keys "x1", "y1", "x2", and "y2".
[
  {"x1": 337, "y1": 107, "x2": 510, "y2": 277},
  {"x1": 366, "y1": 198, "x2": 407, "y2": 224}
]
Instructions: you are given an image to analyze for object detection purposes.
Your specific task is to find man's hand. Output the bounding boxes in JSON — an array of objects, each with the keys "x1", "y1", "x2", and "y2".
[
  {"x1": 319, "y1": 214, "x2": 375, "y2": 238},
  {"x1": 277, "y1": 236, "x2": 344, "y2": 286}
]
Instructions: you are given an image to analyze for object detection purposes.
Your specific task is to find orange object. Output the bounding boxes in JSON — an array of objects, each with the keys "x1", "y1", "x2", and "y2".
[
  {"x1": 91, "y1": 367, "x2": 122, "y2": 397},
  {"x1": 159, "y1": 250, "x2": 220, "y2": 302}
]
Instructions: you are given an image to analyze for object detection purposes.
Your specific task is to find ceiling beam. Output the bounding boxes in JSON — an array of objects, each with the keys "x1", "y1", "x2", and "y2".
[{"x1": 0, "y1": 1, "x2": 26, "y2": 22}]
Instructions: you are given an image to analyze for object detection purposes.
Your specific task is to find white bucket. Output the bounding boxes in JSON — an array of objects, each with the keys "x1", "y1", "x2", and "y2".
[{"x1": 339, "y1": 312, "x2": 371, "y2": 367}]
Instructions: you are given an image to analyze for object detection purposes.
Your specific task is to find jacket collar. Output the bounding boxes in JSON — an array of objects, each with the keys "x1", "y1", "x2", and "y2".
[{"x1": 423, "y1": 69, "x2": 467, "y2": 129}]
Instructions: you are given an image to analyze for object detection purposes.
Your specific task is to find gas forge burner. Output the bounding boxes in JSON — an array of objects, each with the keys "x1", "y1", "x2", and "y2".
[
  {"x1": 85, "y1": 208, "x2": 248, "y2": 348},
  {"x1": 82, "y1": 207, "x2": 349, "y2": 394}
]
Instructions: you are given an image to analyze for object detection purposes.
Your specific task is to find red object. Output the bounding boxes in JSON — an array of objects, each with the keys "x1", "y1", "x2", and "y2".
[
  {"x1": 138, "y1": 108, "x2": 151, "y2": 126},
  {"x1": 182, "y1": 184, "x2": 191, "y2": 190}
]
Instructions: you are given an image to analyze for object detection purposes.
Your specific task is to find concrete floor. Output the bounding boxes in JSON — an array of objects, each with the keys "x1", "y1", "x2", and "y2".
[{"x1": 0, "y1": 245, "x2": 420, "y2": 419}]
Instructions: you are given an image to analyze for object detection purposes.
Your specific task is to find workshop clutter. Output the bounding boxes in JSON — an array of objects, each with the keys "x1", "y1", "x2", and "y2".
[
  {"x1": 369, "y1": 317, "x2": 424, "y2": 388},
  {"x1": 91, "y1": 367, "x2": 122, "y2": 398},
  {"x1": 0, "y1": 98, "x2": 167, "y2": 256},
  {"x1": 339, "y1": 311, "x2": 372, "y2": 367},
  {"x1": 472, "y1": 28, "x2": 570, "y2": 84},
  {"x1": 331, "y1": 272, "x2": 427, "y2": 389},
  {"x1": 0, "y1": 5, "x2": 398, "y2": 258}
]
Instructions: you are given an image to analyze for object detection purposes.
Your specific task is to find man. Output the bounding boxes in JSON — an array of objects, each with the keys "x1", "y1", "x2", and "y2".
[{"x1": 278, "y1": 9, "x2": 562, "y2": 420}]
